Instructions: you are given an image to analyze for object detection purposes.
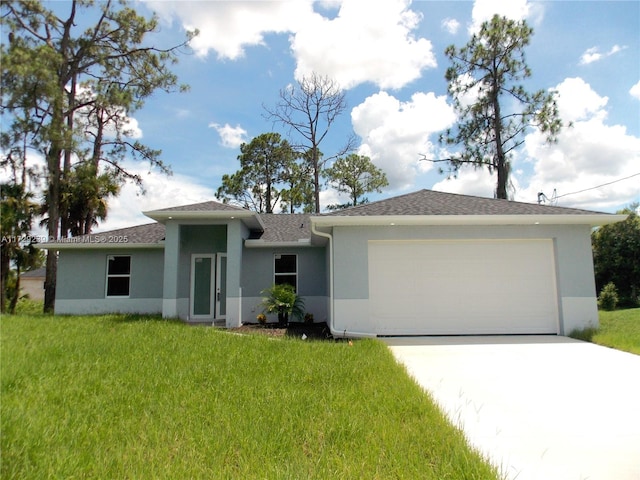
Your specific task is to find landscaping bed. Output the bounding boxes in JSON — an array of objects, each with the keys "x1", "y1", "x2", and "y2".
[{"x1": 231, "y1": 321, "x2": 333, "y2": 340}]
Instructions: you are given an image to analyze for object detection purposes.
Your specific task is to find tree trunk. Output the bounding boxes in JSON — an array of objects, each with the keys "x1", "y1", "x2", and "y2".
[
  {"x1": 9, "y1": 262, "x2": 20, "y2": 314},
  {"x1": 0, "y1": 242, "x2": 10, "y2": 314},
  {"x1": 491, "y1": 73, "x2": 508, "y2": 200},
  {"x1": 44, "y1": 144, "x2": 61, "y2": 314},
  {"x1": 312, "y1": 147, "x2": 320, "y2": 213},
  {"x1": 496, "y1": 159, "x2": 509, "y2": 199}
]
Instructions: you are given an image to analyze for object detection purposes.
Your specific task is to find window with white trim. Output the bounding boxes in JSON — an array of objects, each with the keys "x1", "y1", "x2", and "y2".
[
  {"x1": 106, "y1": 255, "x2": 131, "y2": 297},
  {"x1": 274, "y1": 254, "x2": 297, "y2": 291}
]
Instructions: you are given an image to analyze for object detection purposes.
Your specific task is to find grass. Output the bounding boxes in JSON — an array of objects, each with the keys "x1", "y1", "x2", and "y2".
[
  {"x1": 1, "y1": 314, "x2": 498, "y2": 479},
  {"x1": 570, "y1": 308, "x2": 640, "y2": 355}
]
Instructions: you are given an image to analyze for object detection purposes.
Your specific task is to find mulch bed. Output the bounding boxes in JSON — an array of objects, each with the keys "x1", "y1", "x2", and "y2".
[{"x1": 230, "y1": 321, "x2": 333, "y2": 340}]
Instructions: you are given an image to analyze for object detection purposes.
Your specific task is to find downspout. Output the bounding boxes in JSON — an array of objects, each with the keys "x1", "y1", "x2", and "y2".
[{"x1": 311, "y1": 221, "x2": 377, "y2": 339}]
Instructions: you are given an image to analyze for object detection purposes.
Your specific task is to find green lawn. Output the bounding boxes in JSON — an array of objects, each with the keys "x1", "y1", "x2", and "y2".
[
  {"x1": 569, "y1": 308, "x2": 640, "y2": 354},
  {"x1": 1, "y1": 314, "x2": 498, "y2": 479},
  {"x1": 594, "y1": 308, "x2": 640, "y2": 354}
]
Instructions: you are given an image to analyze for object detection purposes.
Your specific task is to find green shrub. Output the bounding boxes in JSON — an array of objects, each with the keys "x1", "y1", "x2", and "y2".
[
  {"x1": 260, "y1": 284, "x2": 305, "y2": 324},
  {"x1": 568, "y1": 327, "x2": 598, "y2": 342},
  {"x1": 13, "y1": 298, "x2": 44, "y2": 315},
  {"x1": 598, "y1": 282, "x2": 619, "y2": 311}
]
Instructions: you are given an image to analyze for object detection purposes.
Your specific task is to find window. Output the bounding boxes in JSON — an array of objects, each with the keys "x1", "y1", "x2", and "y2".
[
  {"x1": 106, "y1": 255, "x2": 131, "y2": 297},
  {"x1": 274, "y1": 254, "x2": 297, "y2": 290}
]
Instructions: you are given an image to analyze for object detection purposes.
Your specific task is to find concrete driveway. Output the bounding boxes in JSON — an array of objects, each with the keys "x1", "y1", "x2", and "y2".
[{"x1": 384, "y1": 336, "x2": 640, "y2": 480}]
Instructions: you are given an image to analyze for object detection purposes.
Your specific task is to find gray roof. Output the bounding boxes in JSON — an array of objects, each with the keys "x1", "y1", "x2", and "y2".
[
  {"x1": 257, "y1": 214, "x2": 311, "y2": 242},
  {"x1": 147, "y1": 200, "x2": 246, "y2": 213},
  {"x1": 43, "y1": 190, "x2": 617, "y2": 248},
  {"x1": 323, "y1": 189, "x2": 606, "y2": 217},
  {"x1": 21, "y1": 267, "x2": 46, "y2": 278},
  {"x1": 47, "y1": 223, "x2": 166, "y2": 246},
  {"x1": 103, "y1": 223, "x2": 166, "y2": 243}
]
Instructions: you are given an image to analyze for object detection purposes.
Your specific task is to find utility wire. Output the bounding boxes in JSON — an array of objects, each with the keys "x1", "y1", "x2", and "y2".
[{"x1": 554, "y1": 172, "x2": 640, "y2": 200}]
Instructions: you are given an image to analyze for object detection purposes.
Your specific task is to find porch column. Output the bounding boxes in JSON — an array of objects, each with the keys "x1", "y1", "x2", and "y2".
[
  {"x1": 225, "y1": 220, "x2": 243, "y2": 327},
  {"x1": 162, "y1": 221, "x2": 180, "y2": 318}
]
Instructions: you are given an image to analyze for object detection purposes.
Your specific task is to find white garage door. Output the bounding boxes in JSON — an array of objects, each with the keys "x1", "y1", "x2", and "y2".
[{"x1": 368, "y1": 239, "x2": 559, "y2": 335}]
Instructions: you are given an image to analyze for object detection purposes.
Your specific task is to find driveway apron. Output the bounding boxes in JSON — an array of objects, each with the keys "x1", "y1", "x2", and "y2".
[{"x1": 384, "y1": 336, "x2": 640, "y2": 480}]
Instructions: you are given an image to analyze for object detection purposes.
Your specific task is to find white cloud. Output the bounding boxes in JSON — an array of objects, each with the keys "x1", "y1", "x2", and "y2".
[
  {"x1": 209, "y1": 123, "x2": 247, "y2": 148},
  {"x1": 432, "y1": 168, "x2": 497, "y2": 198},
  {"x1": 149, "y1": 0, "x2": 436, "y2": 90},
  {"x1": 580, "y1": 45, "x2": 627, "y2": 65},
  {"x1": 516, "y1": 77, "x2": 640, "y2": 211},
  {"x1": 351, "y1": 91, "x2": 456, "y2": 189},
  {"x1": 631, "y1": 80, "x2": 640, "y2": 100},
  {"x1": 292, "y1": 0, "x2": 437, "y2": 89},
  {"x1": 96, "y1": 163, "x2": 217, "y2": 232},
  {"x1": 148, "y1": 0, "x2": 310, "y2": 59},
  {"x1": 469, "y1": 0, "x2": 531, "y2": 33},
  {"x1": 553, "y1": 77, "x2": 608, "y2": 123},
  {"x1": 441, "y1": 17, "x2": 461, "y2": 35},
  {"x1": 579, "y1": 48, "x2": 601, "y2": 66}
]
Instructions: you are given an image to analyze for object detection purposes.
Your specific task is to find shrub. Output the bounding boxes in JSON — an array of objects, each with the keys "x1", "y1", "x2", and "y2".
[
  {"x1": 260, "y1": 284, "x2": 305, "y2": 325},
  {"x1": 598, "y1": 282, "x2": 619, "y2": 311},
  {"x1": 568, "y1": 327, "x2": 598, "y2": 342}
]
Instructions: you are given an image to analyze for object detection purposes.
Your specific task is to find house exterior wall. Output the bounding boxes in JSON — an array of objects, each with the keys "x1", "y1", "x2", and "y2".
[
  {"x1": 225, "y1": 220, "x2": 246, "y2": 327},
  {"x1": 177, "y1": 224, "x2": 227, "y2": 299},
  {"x1": 55, "y1": 248, "x2": 164, "y2": 315},
  {"x1": 241, "y1": 246, "x2": 328, "y2": 323},
  {"x1": 21, "y1": 276, "x2": 45, "y2": 301},
  {"x1": 162, "y1": 222, "x2": 229, "y2": 321},
  {"x1": 331, "y1": 224, "x2": 598, "y2": 335}
]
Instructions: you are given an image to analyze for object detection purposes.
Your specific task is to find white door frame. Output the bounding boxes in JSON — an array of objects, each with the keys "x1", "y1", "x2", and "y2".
[
  {"x1": 190, "y1": 254, "x2": 215, "y2": 320},
  {"x1": 215, "y1": 253, "x2": 227, "y2": 320}
]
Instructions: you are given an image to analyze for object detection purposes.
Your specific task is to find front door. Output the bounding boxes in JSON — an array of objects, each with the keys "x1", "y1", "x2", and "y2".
[{"x1": 190, "y1": 253, "x2": 227, "y2": 320}]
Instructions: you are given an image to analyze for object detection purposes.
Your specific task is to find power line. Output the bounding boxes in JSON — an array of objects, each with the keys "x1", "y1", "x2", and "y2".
[{"x1": 554, "y1": 172, "x2": 640, "y2": 200}]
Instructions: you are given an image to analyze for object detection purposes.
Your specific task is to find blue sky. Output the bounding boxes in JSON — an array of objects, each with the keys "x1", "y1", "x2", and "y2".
[{"x1": 28, "y1": 1, "x2": 640, "y2": 230}]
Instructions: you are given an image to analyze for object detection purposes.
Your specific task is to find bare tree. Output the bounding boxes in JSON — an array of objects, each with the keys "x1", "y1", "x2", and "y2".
[{"x1": 264, "y1": 73, "x2": 354, "y2": 213}]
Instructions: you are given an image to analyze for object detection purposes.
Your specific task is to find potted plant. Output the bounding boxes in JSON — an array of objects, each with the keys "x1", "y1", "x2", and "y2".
[{"x1": 260, "y1": 284, "x2": 305, "y2": 326}]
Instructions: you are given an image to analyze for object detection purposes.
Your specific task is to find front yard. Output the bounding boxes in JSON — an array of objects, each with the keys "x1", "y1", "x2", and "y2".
[
  {"x1": 571, "y1": 307, "x2": 640, "y2": 355},
  {"x1": 1, "y1": 314, "x2": 498, "y2": 479}
]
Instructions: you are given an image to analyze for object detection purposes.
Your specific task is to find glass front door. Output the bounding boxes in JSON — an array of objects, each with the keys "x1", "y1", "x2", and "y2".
[
  {"x1": 190, "y1": 253, "x2": 227, "y2": 320},
  {"x1": 191, "y1": 254, "x2": 214, "y2": 318}
]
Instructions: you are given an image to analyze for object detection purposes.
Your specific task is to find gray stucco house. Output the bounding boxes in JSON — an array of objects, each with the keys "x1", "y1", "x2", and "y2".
[{"x1": 42, "y1": 189, "x2": 625, "y2": 337}]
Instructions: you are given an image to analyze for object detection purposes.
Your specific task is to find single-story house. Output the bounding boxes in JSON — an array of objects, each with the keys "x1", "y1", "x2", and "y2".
[
  {"x1": 20, "y1": 267, "x2": 46, "y2": 301},
  {"x1": 41, "y1": 189, "x2": 626, "y2": 337}
]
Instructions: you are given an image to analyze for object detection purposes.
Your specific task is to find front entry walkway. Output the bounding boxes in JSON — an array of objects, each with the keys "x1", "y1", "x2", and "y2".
[{"x1": 384, "y1": 336, "x2": 640, "y2": 480}]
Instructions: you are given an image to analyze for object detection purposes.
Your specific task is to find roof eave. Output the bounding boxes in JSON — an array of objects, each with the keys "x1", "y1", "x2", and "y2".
[
  {"x1": 310, "y1": 214, "x2": 628, "y2": 227},
  {"x1": 143, "y1": 210, "x2": 265, "y2": 230},
  {"x1": 244, "y1": 239, "x2": 312, "y2": 248}
]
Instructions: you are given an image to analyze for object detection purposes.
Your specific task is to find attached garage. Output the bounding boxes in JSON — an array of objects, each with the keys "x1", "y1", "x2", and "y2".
[
  {"x1": 368, "y1": 239, "x2": 559, "y2": 335},
  {"x1": 311, "y1": 189, "x2": 625, "y2": 338}
]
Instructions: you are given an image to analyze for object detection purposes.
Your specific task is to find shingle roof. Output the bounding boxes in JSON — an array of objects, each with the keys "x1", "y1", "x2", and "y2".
[
  {"x1": 106, "y1": 223, "x2": 166, "y2": 243},
  {"x1": 21, "y1": 267, "x2": 46, "y2": 278},
  {"x1": 148, "y1": 200, "x2": 246, "y2": 213},
  {"x1": 43, "y1": 190, "x2": 617, "y2": 248},
  {"x1": 323, "y1": 189, "x2": 606, "y2": 216},
  {"x1": 47, "y1": 223, "x2": 166, "y2": 246},
  {"x1": 257, "y1": 214, "x2": 311, "y2": 242}
]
